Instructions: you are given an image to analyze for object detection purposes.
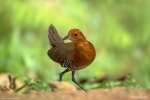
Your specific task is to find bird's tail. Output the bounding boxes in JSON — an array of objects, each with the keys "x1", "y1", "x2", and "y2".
[{"x1": 48, "y1": 24, "x2": 63, "y2": 47}]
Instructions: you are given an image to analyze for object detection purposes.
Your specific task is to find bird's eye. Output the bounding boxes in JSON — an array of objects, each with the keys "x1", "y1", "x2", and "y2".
[{"x1": 74, "y1": 34, "x2": 78, "y2": 36}]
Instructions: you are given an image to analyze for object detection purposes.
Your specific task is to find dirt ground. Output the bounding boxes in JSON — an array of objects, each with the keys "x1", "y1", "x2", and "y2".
[{"x1": 0, "y1": 86, "x2": 150, "y2": 100}]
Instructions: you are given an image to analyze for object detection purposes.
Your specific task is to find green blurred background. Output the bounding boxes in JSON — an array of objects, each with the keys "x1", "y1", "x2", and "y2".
[{"x1": 0, "y1": 0, "x2": 150, "y2": 91}]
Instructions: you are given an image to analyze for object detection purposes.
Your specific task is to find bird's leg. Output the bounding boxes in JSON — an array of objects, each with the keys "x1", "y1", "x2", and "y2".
[
  {"x1": 71, "y1": 71, "x2": 87, "y2": 92},
  {"x1": 59, "y1": 69, "x2": 70, "y2": 81}
]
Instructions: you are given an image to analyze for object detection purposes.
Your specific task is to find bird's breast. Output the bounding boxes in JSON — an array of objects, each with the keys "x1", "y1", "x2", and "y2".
[{"x1": 70, "y1": 41, "x2": 96, "y2": 68}]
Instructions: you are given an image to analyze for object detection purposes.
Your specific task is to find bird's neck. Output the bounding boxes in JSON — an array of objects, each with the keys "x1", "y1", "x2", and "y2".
[
  {"x1": 74, "y1": 41, "x2": 91, "y2": 52},
  {"x1": 73, "y1": 39, "x2": 87, "y2": 45}
]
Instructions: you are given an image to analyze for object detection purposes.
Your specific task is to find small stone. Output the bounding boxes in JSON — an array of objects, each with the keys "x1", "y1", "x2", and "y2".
[{"x1": 48, "y1": 81, "x2": 77, "y2": 92}]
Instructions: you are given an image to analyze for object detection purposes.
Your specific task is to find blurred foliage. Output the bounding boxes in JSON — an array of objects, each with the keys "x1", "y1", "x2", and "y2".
[
  {"x1": 0, "y1": 0, "x2": 150, "y2": 90},
  {"x1": 15, "y1": 79, "x2": 50, "y2": 93}
]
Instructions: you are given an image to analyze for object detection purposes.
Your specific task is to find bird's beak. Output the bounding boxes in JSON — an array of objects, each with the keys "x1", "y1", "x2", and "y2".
[{"x1": 63, "y1": 35, "x2": 72, "y2": 40}]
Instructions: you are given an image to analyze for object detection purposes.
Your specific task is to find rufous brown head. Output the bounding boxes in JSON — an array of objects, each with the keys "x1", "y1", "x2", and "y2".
[{"x1": 63, "y1": 29, "x2": 86, "y2": 43}]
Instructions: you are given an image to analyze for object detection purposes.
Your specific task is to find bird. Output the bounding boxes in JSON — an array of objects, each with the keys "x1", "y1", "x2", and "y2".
[{"x1": 47, "y1": 24, "x2": 96, "y2": 91}]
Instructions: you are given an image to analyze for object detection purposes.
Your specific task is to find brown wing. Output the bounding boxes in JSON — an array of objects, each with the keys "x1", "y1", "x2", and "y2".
[
  {"x1": 47, "y1": 24, "x2": 74, "y2": 64},
  {"x1": 47, "y1": 42, "x2": 75, "y2": 64},
  {"x1": 48, "y1": 24, "x2": 63, "y2": 47}
]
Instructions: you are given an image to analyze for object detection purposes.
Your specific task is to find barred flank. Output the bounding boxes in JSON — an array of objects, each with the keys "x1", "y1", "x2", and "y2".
[{"x1": 61, "y1": 59, "x2": 77, "y2": 71}]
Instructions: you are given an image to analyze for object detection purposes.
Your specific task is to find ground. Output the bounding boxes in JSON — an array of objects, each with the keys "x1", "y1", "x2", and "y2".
[{"x1": 0, "y1": 86, "x2": 150, "y2": 100}]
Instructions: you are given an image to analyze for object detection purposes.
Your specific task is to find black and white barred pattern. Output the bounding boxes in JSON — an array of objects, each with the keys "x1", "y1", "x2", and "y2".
[{"x1": 61, "y1": 59, "x2": 77, "y2": 71}]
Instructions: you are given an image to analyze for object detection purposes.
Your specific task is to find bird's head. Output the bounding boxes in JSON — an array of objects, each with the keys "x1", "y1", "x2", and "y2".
[{"x1": 63, "y1": 29, "x2": 86, "y2": 43}]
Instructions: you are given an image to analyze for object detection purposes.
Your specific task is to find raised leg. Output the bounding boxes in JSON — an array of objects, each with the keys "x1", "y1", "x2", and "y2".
[
  {"x1": 71, "y1": 71, "x2": 87, "y2": 92},
  {"x1": 59, "y1": 69, "x2": 70, "y2": 81}
]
